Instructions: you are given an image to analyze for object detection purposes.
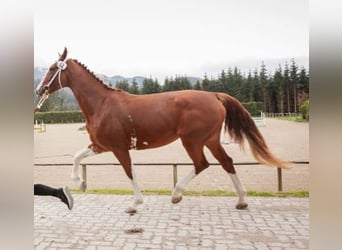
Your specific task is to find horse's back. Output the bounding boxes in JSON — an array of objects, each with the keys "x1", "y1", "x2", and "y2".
[{"x1": 127, "y1": 90, "x2": 224, "y2": 119}]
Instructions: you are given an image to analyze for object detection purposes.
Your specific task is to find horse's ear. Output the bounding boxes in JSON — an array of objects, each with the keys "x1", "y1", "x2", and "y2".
[{"x1": 59, "y1": 47, "x2": 68, "y2": 61}]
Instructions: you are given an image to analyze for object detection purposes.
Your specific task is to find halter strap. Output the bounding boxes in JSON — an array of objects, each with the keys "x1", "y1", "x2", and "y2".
[
  {"x1": 34, "y1": 58, "x2": 68, "y2": 112},
  {"x1": 47, "y1": 58, "x2": 68, "y2": 89}
]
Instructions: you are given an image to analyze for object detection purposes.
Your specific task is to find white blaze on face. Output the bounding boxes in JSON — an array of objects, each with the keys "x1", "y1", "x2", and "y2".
[{"x1": 35, "y1": 78, "x2": 45, "y2": 94}]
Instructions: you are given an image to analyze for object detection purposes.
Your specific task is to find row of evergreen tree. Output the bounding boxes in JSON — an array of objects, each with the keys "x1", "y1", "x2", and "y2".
[
  {"x1": 35, "y1": 59, "x2": 309, "y2": 114},
  {"x1": 113, "y1": 59, "x2": 309, "y2": 114}
]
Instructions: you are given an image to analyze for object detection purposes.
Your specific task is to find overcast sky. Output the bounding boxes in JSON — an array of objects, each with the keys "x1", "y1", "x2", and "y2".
[{"x1": 34, "y1": 0, "x2": 309, "y2": 81}]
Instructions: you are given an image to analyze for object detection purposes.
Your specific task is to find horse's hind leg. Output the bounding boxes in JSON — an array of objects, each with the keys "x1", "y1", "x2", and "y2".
[
  {"x1": 206, "y1": 139, "x2": 248, "y2": 209},
  {"x1": 72, "y1": 145, "x2": 96, "y2": 191},
  {"x1": 171, "y1": 140, "x2": 209, "y2": 204}
]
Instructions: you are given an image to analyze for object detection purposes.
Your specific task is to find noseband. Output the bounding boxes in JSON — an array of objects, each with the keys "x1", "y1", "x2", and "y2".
[{"x1": 35, "y1": 58, "x2": 68, "y2": 112}]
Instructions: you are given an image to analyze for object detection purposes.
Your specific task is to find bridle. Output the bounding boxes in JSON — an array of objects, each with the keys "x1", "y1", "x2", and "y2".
[{"x1": 34, "y1": 58, "x2": 68, "y2": 112}]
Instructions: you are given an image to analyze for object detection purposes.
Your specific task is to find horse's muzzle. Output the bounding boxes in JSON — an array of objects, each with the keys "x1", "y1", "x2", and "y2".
[{"x1": 36, "y1": 85, "x2": 48, "y2": 97}]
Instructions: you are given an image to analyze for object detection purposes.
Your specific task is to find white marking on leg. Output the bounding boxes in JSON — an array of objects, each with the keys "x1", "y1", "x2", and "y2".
[
  {"x1": 126, "y1": 165, "x2": 144, "y2": 213},
  {"x1": 229, "y1": 173, "x2": 248, "y2": 208},
  {"x1": 72, "y1": 147, "x2": 96, "y2": 189},
  {"x1": 171, "y1": 168, "x2": 197, "y2": 203}
]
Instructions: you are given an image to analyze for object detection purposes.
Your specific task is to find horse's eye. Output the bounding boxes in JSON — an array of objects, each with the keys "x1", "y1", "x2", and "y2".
[{"x1": 49, "y1": 64, "x2": 57, "y2": 71}]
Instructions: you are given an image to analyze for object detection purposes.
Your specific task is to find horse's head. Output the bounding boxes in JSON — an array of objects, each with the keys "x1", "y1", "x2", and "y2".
[{"x1": 35, "y1": 47, "x2": 70, "y2": 111}]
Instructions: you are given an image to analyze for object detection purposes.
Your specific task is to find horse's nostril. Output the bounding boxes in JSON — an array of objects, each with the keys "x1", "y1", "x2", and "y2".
[{"x1": 37, "y1": 86, "x2": 48, "y2": 96}]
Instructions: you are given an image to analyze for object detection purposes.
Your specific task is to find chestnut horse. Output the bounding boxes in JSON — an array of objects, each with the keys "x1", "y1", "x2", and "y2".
[{"x1": 35, "y1": 48, "x2": 288, "y2": 213}]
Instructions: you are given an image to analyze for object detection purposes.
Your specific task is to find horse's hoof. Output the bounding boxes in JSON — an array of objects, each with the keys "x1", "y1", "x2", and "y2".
[
  {"x1": 236, "y1": 203, "x2": 248, "y2": 210},
  {"x1": 80, "y1": 181, "x2": 87, "y2": 192},
  {"x1": 125, "y1": 208, "x2": 137, "y2": 214},
  {"x1": 171, "y1": 196, "x2": 182, "y2": 204}
]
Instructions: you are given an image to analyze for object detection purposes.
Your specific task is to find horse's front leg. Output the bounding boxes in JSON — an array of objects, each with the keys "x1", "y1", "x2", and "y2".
[
  {"x1": 113, "y1": 149, "x2": 143, "y2": 214},
  {"x1": 72, "y1": 146, "x2": 96, "y2": 191},
  {"x1": 126, "y1": 165, "x2": 144, "y2": 214}
]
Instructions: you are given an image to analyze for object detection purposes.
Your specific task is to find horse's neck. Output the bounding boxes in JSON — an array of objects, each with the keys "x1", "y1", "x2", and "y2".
[{"x1": 68, "y1": 71, "x2": 109, "y2": 118}]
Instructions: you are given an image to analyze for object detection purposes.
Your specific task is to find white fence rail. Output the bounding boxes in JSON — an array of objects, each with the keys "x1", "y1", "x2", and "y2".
[{"x1": 34, "y1": 161, "x2": 309, "y2": 192}]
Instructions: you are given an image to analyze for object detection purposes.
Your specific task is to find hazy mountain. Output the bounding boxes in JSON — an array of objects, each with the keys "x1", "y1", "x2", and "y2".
[
  {"x1": 34, "y1": 67, "x2": 141, "y2": 86},
  {"x1": 127, "y1": 76, "x2": 146, "y2": 86},
  {"x1": 186, "y1": 76, "x2": 202, "y2": 85},
  {"x1": 34, "y1": 67, "x2": 202, "y2": 87},
  {"x1": 97, "y1": 75, "x2": 145, "y2": 87}
]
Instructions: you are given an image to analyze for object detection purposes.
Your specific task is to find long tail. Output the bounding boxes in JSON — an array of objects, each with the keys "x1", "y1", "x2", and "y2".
[{"x1": 216, "y1": 93, "x2": 290, "y2": 168}]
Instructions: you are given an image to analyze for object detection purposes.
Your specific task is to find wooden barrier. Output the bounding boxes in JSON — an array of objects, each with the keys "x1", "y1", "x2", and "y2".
[{"x1": 34, "y1": 161, "x2": 309, "y2": 191}]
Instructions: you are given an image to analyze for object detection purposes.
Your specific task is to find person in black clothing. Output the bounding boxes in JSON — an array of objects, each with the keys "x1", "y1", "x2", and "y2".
[{"x1": 34, "y1": 184, "x2": 74, "y2": 210}]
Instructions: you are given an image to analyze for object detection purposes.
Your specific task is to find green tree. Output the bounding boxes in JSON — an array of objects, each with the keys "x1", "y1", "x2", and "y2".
[
  {"x1": 290, "y1": 58, "x2": 299, "y2": 113},
  {"x1": 219, "y1": 70, "x2": 226, "y2": 84},
  {"x1": 163, "y1": 76, "x2": 193, "y2": 91},
  {"x1": 129, "y1": 78, "x2": 140, "y2": 94},
  {"x1": 162, "y1": 77, "x2": 173, "y2": 92},
  {"x1": 298, "y1": 67, "x2": 309, "y2": 93},
  {"x1": 116, "y1": 80, "x2": 130, "y2": 92},
  {"x1": 225, "y1": 68, "x2": 234, "y2": 95},
  {"x1": 178, "y1": 76, "x2": 192, "y2": 90},
  {"x1": 259, "y1": 62, "x2": 269, "y2": 112},
  {"x1": 273, "y1": 65, "x2": 285, "y2": 113},
  {"x1": 193, "y1": 80, "x2": 202, "y2": 90},
  {"x1": 201, "y1": 73, "x2": 210, "y2": 91},
  {"x1": 251, "y1": 69, "x2": 261, "y2": 102},
  {"x1": 232, "y1": 67, "x2": 243, "y2": 100},
  {"x1": 38, "y1": 91, "x2": 67, "y2": 112},
  {"x1": 223, "y1": 67, "x2": 243, "y2": 99},
  {"x1": 141, "y1": 77, "x2": 161, "y2": 94},
  {"x1": 283, "y1": 62, "x2": 291, "y2": 113},
  {"x1": 218, "y1": 70, "x2": 227, "y2": 93},
  {"x1": 299, "y1": 99, "x2": 309, "y2": 120},
  {"x1": 209, "y1": 78, "x2": 224, "y2": 92},
  {"x1": 241, "y1": 70, "x2": 253, "y2": 102},
  {"x1": 267, "y1": 73, "x2": 279, "y2": 113}
]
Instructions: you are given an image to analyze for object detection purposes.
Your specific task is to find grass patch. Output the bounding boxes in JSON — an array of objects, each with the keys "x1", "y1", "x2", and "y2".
[
  {"x1": 273, "y1": 116, "x2": 308, "y2": 123},
  {"x1": 71, "y1": 188, "x2": 309, "y2": 197},
  {"x1": 247, "y1": 190, "x2": 309, "y2": 197}
]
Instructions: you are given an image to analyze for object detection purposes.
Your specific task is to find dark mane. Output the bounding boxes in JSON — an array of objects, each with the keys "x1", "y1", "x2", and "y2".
[{"x1": 73, "y1": 59, "x2": 121, "y2": 92}]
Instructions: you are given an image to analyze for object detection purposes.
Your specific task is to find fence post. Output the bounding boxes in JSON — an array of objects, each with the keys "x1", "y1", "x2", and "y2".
[
  {"x1": 173, "y1": 164, "x2": 178, "y2": 187},
  {"x1": 277, "y1": 168, "x2": 283, "y2": 192},
  {"x1": 82, "y1": 164, "x2": 87, "y2": 191}
]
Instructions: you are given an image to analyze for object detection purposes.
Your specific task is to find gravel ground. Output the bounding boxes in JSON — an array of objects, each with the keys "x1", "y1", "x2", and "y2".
[{"x1": 34, "y1": 195, "x2": 309, "y2": 249}]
